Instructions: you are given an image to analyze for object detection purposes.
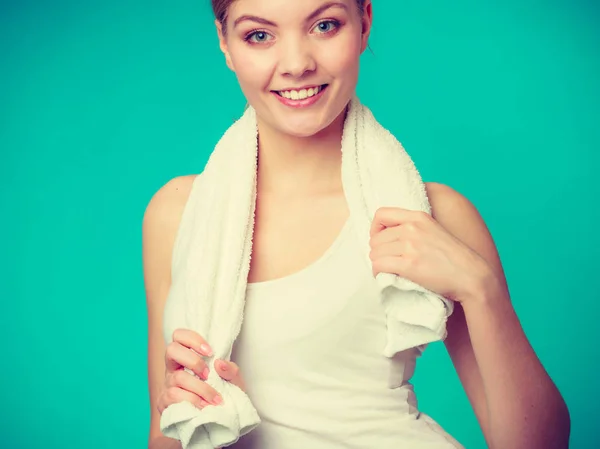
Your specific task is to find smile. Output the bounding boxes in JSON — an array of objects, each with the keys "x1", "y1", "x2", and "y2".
[
  {"x1": 275, "y1": 84, "x2": 327, "y2": 100},
  {"x1": 271, "y1": 84, "x2": 329, "y2": 108}
]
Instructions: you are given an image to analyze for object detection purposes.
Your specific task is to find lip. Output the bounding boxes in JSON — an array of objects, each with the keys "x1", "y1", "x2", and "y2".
[{"x1": 272, "y1": 84, "x2": 329, "y2": 109}]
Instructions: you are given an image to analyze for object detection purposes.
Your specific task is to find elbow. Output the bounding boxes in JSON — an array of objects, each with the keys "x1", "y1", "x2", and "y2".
[
  {"x1": 490, "y1": 396, "x2": 571, "y2": 449},
  {"x1": 537, "y1": 379, "x2": 571, "y2": 449},
  {"x1": 541, "y1": 394, "x2": 571, "y2": 449},
  {"x1": 555, "y1": 399, "x2": 571, "y2": 449}
]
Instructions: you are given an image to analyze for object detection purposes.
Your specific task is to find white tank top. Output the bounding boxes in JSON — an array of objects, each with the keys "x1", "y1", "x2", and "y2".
[{"x1": 230, "y1": 218, "x2": 464, "y2": 449}]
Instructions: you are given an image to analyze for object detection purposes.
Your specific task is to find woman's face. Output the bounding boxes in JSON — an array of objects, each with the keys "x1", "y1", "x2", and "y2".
[{"x1": 217, "y1": 0, "x2": 372, "y2": 138}]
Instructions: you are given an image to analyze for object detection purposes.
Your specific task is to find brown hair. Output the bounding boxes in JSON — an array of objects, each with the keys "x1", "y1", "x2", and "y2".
[{"x1": 212, "y1": 0, "x2": 366, "y2": 35}]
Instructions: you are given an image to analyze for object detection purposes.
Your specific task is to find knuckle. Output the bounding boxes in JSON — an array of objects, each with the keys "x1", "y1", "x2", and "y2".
[
  {"x1": 190, "y1": 354, "x2": 205, "y2": 371},
  {"x1": 165, "y1": 342, "x2": 177, "y2": 361},
  {"x1": 192, "y1": 358, "x2": 205, "y2": 374},
  {"x1": 404, "y1": 249, "x2": 417, "y2": 262},
  {"x1": 415, "y1": 210, "x2": 426, "y2": 219},
  {"x1": 166, "y1": 387, "x2": 178, "y2": 404},
  {"x1": 173, "y1": 370, "x2": 187, "y2": 386}
]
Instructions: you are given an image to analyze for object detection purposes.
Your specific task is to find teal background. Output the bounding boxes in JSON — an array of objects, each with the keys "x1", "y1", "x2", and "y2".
[{"x1": 1, "y1": 0, "x2": 598, "y2": 447}]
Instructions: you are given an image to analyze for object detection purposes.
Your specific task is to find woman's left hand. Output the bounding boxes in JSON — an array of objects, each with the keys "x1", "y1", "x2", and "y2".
[{"x1": 369, "y1": 207, "x2": 493, "y2": 303}]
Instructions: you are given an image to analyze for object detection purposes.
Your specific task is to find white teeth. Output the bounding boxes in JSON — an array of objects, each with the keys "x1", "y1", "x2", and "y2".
[{"x1": 278, "y1": 85, "x2": 323, "y2": 100}]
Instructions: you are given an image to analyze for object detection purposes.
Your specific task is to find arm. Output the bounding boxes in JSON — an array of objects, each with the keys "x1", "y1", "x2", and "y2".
[
  {"x1": 143, "y1": 175, "x2": 197, "y2": 448},
  {"x1": 148, "y1": 437, "x2": 182, "y2": 449},
  {"x1": 427, "y1": 182, "x2": 570, "y2": 449}
]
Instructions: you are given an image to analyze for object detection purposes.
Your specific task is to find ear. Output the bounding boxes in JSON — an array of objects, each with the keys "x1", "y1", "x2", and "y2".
[
  {"x1": 215, "y1": 19, "x2": 235, "y2": 71},
  {"x1": 360, "y1": 0, "x2": 373, "y2": 54}
]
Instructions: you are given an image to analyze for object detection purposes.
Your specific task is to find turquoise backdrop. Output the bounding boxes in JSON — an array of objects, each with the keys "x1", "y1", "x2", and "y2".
[{"x1": 1, "y1": 0, "x2": 598, "y2": 448}]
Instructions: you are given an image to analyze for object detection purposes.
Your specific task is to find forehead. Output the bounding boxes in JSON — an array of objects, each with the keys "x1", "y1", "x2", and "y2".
[{"x1": 227, "y1": 0, "x2": 355, "y2": 19}]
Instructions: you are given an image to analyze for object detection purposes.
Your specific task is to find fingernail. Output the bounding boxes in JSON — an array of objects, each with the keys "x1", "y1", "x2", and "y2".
[
  {"x1": 200, "y1": 344, "x2": 213, "y2": 356},
  {"x1": 213, "y1": 395, "x2": 223, "y2": 405},
  {"x1": 202, "y1": 367, "x2": 209, "y2": 380}
]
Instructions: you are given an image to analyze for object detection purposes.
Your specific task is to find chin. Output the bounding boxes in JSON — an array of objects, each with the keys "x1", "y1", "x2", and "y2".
[
  {"x1": 280, "y1": 122, "x2": 327, "y2": 138},
  {"x1": 274, "y1": 108, "x2": 343, "y2": 138},
  {"x1": 287, "y1": 117, "x2": 343, "y2": 138}
]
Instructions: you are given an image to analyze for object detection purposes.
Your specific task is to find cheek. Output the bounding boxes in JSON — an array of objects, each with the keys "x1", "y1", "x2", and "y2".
[
  {"x1": 328, "y1": 51, "x2": 359, "y2": 75},
  {"x1": 229, "y1": 46, "x2": 273, "y2": 88},
  {"x1": 318, "y1": 34, "x2": 362, "y2": 76}
]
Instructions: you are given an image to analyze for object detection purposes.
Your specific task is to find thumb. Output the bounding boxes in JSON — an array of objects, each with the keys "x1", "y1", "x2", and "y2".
[{"x1": 215, "y1": 359, "x2": 245, "y2": 391}]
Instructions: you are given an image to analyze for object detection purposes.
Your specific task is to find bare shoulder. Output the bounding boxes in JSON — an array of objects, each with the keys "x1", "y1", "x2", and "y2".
[
  {"x1": 425, "y1": 181, "x2": 477, "y2": 219},
  {"x1": 143, "y1": 174, "x2": 198, "y2": 230},
  {"x1": 142, "y1": 174, "x2": 197, "y2": 297},
  {"x1": 424, "y1": 181, "x2": 507, "y2": 288}
]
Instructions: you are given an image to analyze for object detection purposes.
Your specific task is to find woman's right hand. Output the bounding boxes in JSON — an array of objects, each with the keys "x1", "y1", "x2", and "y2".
[{"x1": 156, "y1": 328, "x2": 246, "y2": 414}]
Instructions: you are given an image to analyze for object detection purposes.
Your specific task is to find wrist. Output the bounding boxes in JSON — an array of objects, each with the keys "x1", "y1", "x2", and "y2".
[{"x1": 460, "y1": 268, "x2": 508, "y2": 309}]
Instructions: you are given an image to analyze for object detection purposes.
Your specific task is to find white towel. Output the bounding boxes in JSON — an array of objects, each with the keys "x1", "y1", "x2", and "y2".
[{"x1": 160, "y1": 94, "x2": 454, "y2": 448}]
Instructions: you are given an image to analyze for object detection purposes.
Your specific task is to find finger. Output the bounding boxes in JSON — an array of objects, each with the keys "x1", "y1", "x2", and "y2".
[
  {"x1": 165, "y1": 342, "x2": 207, "y2": 378},
  {"x1": 171, "y1": 369, "x2": 223, "y2": 406},
  {"x1": 215, "y1": 359, "x2": 245, "y2": 391},
  {"x1": 370, "y1": 207, "x2": 403, "y2": 237},
  {"x1": 372, "y1": 255, "x2": 407, "y2": 277},
  {"x1": 369, "y1": 225, "x2": 402, "y2": 248},
  {"x1": 370, "y1": 241, "x2": 405, "y2": 260},
  {"x1": 172, "y1": 328, "x2": 213, "y2": 357},
  {"x1": 161, "y1": 386, "x2": 211, "y2": 412},
  {"x1": 370, "y1": 208, "x2": 427, "y2": 237}
]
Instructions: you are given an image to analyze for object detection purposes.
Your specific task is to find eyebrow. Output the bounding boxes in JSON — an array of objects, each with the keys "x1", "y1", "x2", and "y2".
[{"x1": 233, "y1": 1, "x2": 348, "y2": 28}]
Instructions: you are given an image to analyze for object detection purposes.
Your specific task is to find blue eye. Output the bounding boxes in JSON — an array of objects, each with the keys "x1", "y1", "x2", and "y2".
[
  {"x1": 244, "y1": 20, "x2": 340, "y2": 44},
  {"x1": 314, "y1": 20, "x2": 339, "y2": 34},
  {"x1": 245, "y1": 30, "x2": 272, "y2": 43}
]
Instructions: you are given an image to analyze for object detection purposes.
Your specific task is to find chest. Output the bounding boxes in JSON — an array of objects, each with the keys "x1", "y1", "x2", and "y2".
[{"x1": 247, "y1": 192, "x2": 350, "y2": 284}]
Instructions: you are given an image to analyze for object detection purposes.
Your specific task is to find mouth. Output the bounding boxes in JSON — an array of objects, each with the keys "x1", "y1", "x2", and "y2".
[
  {"x1": 272, "y1": 84, "x2": 329, "y2": 100},
  {"x1": 270, "y1": 84, "x2": 330, "y2": 109}
]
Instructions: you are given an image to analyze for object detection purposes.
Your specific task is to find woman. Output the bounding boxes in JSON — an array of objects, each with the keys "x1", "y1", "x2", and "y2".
[{"x1": 144, "y1": 1, "x2": 570, "y2": 448}]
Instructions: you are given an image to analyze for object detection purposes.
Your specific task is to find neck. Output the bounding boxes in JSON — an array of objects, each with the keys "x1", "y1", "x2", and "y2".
[{"x1": 255, "y1": 106, "x2": 348, "y2": 198}]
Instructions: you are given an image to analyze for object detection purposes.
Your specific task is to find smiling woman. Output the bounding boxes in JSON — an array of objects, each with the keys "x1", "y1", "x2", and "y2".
[
  {"x1": 212, "y1": 0, "x2": 367, "y2": 138},
  {"x1": 143, "y1": 1, "x2": 571, "y2": 449}
]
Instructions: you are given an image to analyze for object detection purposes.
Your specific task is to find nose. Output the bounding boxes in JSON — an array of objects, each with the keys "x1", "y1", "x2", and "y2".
[{"x1": 277, "y1": 36, "x2": 316, "y2": 78}]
